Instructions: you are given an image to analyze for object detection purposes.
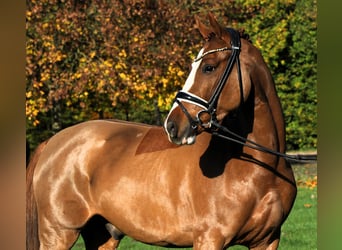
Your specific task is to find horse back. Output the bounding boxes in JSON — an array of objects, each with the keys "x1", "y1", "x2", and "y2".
[{"x1": 32, "y1": 120, "x2": 183, "y2": 211}]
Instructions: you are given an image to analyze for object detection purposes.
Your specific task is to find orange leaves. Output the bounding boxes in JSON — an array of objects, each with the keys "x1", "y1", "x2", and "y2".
[
  {"x1": 297, "y1": 176, "x2": 317, "y2": 189},
  {"x1": 27, "y1": 0, "x2": 198, "y2": 128},
  {"x1": 303, "y1": 203, "x2": 312, "y2": 208},
  {"x1": 26, "y1": 0, "x2": 316, "y2": 150},
  {"x1": 304, "y1": 176, "x2": 318, "y2": 189}
]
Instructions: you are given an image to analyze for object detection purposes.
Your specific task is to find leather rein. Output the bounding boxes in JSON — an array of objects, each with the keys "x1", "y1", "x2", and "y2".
[{"x1": 173, "y1": 28, "x2": 316, "y2": 163}]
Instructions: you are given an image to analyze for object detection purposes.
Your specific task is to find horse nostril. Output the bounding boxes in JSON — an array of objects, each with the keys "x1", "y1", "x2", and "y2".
[{"x1": 167, "y1": 121, "x2": 178, "y2": 138}]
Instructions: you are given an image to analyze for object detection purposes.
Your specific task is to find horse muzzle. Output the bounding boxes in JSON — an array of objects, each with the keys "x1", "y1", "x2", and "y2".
[
  {"x1": 164, "y1": 91, "x2": 215, "y2": 145},
  {"x1": 164, "y1": 101, "x2": 199, "y2": 145},
  {"x1": 165, "y1": 118, "x2": 197, "y2": 145}
]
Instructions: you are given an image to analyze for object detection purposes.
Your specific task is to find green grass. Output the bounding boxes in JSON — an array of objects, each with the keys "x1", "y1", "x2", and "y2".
[
  {"x1": 72, "y1": 163, "x2": 317, "y2": 249},
  {"x1": 279, "y1": 186, "x2": 317, "y2": 249}
]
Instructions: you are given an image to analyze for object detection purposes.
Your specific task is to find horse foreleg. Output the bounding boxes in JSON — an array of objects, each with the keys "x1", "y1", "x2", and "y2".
[
  {"x1": 38, "y1": 220, "x2": 80, "y2": 250},
  {"x1": 250, "y1": 228, "x2": 281, "y2": 250},
  {"x1": 98, "y1": 237, "x2": 120, "y2": 250},
  {"x1": 97, "y1": 223, "x2": 123, "y2": 250},
  {"x1": 193, "y1": 229, "x2": 226, "y2": 250},
  {"x1": 250, "y1": 239, "x2": 280, "y2": 250}
]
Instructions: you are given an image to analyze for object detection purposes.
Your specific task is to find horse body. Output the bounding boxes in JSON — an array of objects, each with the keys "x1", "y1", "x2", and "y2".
[
  {"x1": 27, "y1": 13, "x2": 296, "y2": 250},
  {"x1": 30, "y1": 119, "x2": 294, "y2": 249}
]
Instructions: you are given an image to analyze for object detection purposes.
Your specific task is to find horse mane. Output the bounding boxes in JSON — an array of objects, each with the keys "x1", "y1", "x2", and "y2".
[
  {"x1": 205, "y1": 28, "x2": 252, "y2": 43},
  {"x1": 238, "y1": 28, "x2": 252, "y2": 43}
]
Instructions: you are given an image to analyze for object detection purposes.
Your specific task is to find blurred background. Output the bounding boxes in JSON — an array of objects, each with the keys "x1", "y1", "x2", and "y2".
[{"x1": 26, "y1": 0, "x2": 317, "y2": 153}]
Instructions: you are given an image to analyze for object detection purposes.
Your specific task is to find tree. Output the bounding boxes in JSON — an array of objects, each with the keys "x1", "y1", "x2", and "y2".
[{"x1": 26, "y1": 0, "x2": 317, "y2": 151}]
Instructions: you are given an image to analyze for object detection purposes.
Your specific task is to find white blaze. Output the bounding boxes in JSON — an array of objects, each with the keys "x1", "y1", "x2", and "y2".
[
  {"x1": 182, "y1": 48, "x2": 204, "y2": 91},
  {"x1": 165, "y1": 49, "x2": 204, "y2": 119}
]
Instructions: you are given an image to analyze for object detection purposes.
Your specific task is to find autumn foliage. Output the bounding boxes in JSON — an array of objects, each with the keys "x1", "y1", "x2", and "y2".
[{"x1": 26, "y1": 0, "x2": 317, "y2": 151}]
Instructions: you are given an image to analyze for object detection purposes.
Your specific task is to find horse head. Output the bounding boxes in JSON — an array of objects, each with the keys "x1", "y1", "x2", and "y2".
[{"x1": 164, "y1": 13, "x2": 253, "y2": 145}]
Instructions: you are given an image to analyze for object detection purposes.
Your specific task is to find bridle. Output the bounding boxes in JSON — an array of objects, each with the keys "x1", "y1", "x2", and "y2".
[
  {"x1": 174, "y1": 28, "x2": 242, "y2": 130},
  {"x1": 172, "y1": 28, "x2": 316, "y2": 163}
]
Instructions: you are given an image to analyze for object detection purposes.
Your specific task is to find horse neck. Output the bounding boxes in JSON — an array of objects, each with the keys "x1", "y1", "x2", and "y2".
[{"x1": 251, "y1": 60, "x2": 286, "y2": 154}]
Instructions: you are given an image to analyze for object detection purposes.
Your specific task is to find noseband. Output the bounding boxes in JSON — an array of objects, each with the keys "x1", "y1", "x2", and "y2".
[{"x1": 174, "y1": 28, "x2": 243, "y2": 130}]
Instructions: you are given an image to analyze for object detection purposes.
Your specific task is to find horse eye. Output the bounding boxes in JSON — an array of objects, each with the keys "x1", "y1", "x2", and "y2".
[{"x1": 202, "y1": 65, "x2": 216, "y2": 73}]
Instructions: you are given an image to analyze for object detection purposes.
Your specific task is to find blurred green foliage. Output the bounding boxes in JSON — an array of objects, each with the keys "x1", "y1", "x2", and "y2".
[{"x1": 26, "y1": 0, "x2": 316, "y2": 151}]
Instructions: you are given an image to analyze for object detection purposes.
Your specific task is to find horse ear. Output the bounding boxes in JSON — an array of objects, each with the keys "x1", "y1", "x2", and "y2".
[
  {"x1": 195, "y1": 15, "x2": 211, "y2": 40},
  {"x1": 208, "y1": 12, "x2": 222, "y2": 38}
]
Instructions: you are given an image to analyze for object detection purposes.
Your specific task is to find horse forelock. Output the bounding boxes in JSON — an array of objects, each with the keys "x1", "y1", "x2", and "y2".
[
  {"x1": 183, "y1": 37, "x2": 228, "y2": 94},
  {"x1": 205, "y1": 32, "x2": 216, "y2": 41}
]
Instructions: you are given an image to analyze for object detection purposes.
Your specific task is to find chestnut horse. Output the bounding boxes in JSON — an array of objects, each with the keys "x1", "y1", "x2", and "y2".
[{"x1": 26, "y1": 13, "x2": 296, "y2": 250}]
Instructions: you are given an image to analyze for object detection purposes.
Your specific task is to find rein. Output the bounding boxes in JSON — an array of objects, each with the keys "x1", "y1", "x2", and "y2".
[
  {"x1": 210, "y1": 121, "x2": 316, "y2": 163},
  {"x1": 173, "y1": 28, "x2": 316, "y2": 164}
]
